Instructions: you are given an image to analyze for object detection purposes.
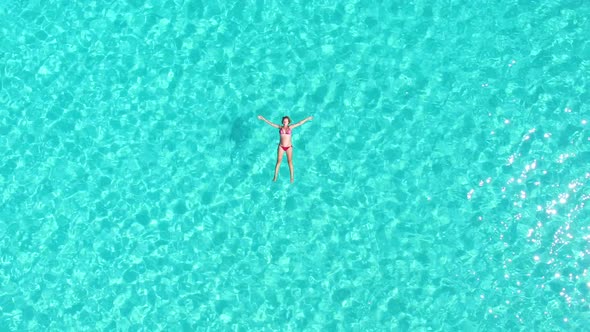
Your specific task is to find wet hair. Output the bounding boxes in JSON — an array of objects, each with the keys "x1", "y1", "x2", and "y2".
[{"x1": 282, "y1": 116, "x2": 291, "y2": 124}]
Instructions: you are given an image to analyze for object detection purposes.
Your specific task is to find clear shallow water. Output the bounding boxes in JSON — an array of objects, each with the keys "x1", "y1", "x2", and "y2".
[{"x1": 1, "y1": 0, "x2": 589, "y2": 330}]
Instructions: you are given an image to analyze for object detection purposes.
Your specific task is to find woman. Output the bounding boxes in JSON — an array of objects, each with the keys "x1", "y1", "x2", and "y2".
[{"x1": 257, "y1": 115, "x2": 313, "y2": 182}]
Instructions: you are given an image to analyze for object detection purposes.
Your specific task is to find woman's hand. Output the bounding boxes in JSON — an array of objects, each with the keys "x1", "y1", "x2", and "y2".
[
  {"x1": 258, "y1": 115, "x2": 264, "y2": 120},
  {"x1": 307, "y1": 116, "x2": 314, "y2": 121}
]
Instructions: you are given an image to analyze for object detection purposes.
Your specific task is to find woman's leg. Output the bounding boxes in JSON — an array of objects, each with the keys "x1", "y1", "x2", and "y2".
[
  {"x1": 286, "y1": 146, "x2": 294, "y2": 183},
  {"x1": 273, "y1": 145, "x2": 284, "y2": 181}
]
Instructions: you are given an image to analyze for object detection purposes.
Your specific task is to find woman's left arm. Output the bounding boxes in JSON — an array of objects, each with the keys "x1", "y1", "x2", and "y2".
[{"x1": 290, "y1": 116, "x2": 313, "y2": 128}]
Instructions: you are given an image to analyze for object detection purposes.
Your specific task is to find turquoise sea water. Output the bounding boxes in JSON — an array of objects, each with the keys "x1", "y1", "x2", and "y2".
[{"x1": 1, "y1": 0, "x2": 590, "y2": 330}]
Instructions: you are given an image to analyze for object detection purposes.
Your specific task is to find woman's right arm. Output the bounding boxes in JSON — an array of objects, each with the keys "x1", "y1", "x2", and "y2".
[{"x1": 258, "y1": 115, "x2": 280, "y2": 128}]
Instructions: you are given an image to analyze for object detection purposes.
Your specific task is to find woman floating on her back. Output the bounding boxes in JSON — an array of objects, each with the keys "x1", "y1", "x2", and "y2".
[{"x1": 257, "y1": 115, "x2": 313, "y2": 183}]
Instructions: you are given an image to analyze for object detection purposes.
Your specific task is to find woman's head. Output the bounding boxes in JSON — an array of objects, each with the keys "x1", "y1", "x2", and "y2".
[{"x1": 282, "y1": 116, "x2": 291, "y2": 125}]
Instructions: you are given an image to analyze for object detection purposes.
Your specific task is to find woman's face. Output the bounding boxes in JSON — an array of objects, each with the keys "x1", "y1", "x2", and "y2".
[{"x1": 282, "y1": 118, "x2": 289, "y2": 126}]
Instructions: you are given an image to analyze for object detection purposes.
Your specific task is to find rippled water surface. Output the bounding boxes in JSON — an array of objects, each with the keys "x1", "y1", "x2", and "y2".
[{"x1": 1, "y1": 0, "x2": 590, "y2": 330}]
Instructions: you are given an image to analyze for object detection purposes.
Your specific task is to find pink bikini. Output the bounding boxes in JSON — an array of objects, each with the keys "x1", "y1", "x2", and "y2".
[{"x1": 279, "y1": 127, "x2": 292, "y2": 151}]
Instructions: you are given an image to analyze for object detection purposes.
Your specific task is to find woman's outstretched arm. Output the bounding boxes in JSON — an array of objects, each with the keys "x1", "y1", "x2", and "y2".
[
  {"x1": 289, "y1": 116, "x2": 313, "y2": 129},
  {"x1": 258, "y1": 115, "x2": 280, "y2": 128}
]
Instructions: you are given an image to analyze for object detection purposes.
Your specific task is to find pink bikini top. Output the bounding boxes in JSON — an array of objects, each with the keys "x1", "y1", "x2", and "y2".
[{"x1": 279, "y1": 127, "x2": 292, "y2": 135}]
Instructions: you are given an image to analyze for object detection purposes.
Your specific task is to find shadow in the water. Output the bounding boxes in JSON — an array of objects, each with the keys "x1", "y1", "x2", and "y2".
[{"x1": 229, "y1": 115, "x2": 252, "y2": 166}]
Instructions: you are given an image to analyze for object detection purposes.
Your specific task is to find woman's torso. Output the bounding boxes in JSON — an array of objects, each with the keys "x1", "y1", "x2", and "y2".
[{"x1": 279, "y1": 126, "x2": 292, "y2": 146}]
